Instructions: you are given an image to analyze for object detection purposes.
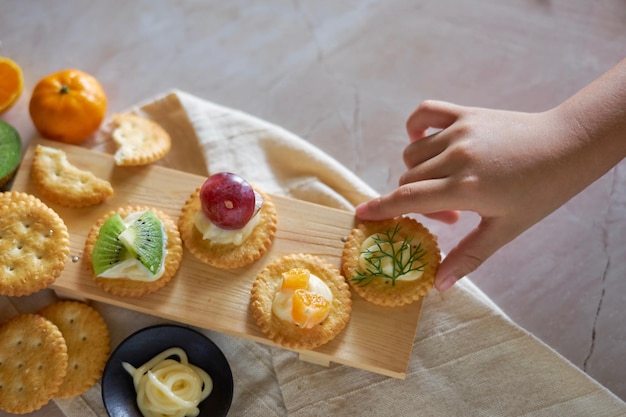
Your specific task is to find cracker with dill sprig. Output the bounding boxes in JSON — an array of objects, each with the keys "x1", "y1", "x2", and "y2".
[{"x1": 341, "y1": 216, "x2": 440, "y2": 307}]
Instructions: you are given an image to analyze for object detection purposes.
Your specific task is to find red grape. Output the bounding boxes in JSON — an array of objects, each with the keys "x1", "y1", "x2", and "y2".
[{"x1": 199, "y1": 172, "x2": 256, "y2": 229}]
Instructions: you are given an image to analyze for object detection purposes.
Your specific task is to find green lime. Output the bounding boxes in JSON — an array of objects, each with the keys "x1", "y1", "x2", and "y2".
[{"x1": 0, "y1": 120, "x2": 22, "y2": 189}]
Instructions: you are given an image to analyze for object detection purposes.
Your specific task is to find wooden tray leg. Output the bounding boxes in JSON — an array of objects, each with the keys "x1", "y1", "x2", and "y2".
[
  {"x1": 53, "y1": 289, "x2": 90, "y2": 303},
  {"x1": 298, "y1": 351, "x2": 331, "y2": 367}
]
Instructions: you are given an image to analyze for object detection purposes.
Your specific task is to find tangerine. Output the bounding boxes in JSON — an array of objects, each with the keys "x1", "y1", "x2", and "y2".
[{"x1": 29, "y1": 69, "x2": 107, "y2": 144}]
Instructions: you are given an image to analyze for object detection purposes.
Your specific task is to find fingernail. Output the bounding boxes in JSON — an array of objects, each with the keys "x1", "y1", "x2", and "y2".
[{"x1": 436, "y1": 274, "x2": 457, "y2": 291}]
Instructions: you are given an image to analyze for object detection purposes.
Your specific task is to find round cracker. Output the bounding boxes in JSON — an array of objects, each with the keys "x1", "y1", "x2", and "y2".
[
  {"x1": 342, "y1": 216, "x2": 441, "y2": 307},
  {"x1": 111, "y1": 113, "x2": 171, "y2": 166},
  {"x1": 250, "y1": 253, "x2": 352, "y2": 350},
  {"x1": 84, "y1": 205, "x2": 183, "y2": 298},
  {"x1": 38, "y1": 301, "x2": 111, "y2": 398},
  {"x1": 178, "y1": 186, "x2": 278, "y2": 269},
  {"x1": 0, "y1": 314, "x2": 68, "y2": 414},
  {"x1": 0, "y1": 191, "x2": 70, "y2": 296}
]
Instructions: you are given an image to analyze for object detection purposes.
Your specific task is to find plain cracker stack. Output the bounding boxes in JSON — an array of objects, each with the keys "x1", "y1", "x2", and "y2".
[
  {"x1": 0, "y1": 314, "x2": 68, "y2": 414},
  {"x1": 0, "y1": 191, "x2": 70, "y2": 296},
  {"x1": 31, "y1": 144, "x2": 114, "y2": 208},
  {"x1": 178, "y1": 186, "x2": 278, "y2": 269},
  {"x1": 38, "y1": 301, "x2": 111, "y2": 399},
  {"x1": 111, "y1": 113, "x2": 171, "y2": 166}
]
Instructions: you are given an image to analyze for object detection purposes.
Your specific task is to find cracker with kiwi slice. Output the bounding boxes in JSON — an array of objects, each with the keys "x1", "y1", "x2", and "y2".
[{"x1": 84, "y1": 205, "x2": 183, "y2": 298}]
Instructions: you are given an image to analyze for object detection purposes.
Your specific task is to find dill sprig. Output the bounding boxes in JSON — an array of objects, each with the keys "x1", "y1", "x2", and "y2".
[{"x1": 351, "y1": 224, "x2": 427, "y2": 287}]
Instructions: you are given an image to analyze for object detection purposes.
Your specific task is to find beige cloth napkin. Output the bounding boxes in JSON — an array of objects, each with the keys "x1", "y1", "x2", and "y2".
[{"x1": 1, "y1": 90, "x2": 624, "y2": 417}]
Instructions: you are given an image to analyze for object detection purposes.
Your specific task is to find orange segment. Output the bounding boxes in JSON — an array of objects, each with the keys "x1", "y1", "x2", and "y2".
[
  {"x1": 291, "y1": 289, "x2": 330, "y2": 329},
  {"x1": 281, "y1": 268, "x2": 310, "y2": 291},
  {"x1": 0, "y1": 57, "x2": 24, "y2": 114}
]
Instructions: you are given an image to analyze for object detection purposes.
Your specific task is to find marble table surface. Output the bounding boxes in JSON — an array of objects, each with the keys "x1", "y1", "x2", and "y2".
[{"x1": 2, "y1": 0, "x2": 625, "y2": 403}]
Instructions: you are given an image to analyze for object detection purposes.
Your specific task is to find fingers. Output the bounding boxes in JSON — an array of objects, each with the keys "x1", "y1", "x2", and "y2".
[
  {"x1": 434, "y1": 218, "x2": 518, "y2": 291},
  {"x1": 355, "y1": 179, "x2": 455, "y2": 221},
  {"x1": 402, "y1": 131, "x2": 448, "y2": 169},
  {"x1": 421, "y1": 210, "x2": 460, "y2": 224},
  {"x1": 406, "y1": 100, "x2": 463, "y2": 142}
]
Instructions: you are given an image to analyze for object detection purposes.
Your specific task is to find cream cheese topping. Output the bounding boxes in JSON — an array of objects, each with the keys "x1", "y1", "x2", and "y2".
[
  {"x1": 358, "y1": 234, "x2": 424, "y2": 282},
  {"x1": 272, "y1": 274, "x2": 333, "y2": 323},
  {"x1": 97, "y1": 211, "x2": 167, "y2": 282},
  {"x1": 194, "y1": 210, "x2": 260, "y2": 246}
]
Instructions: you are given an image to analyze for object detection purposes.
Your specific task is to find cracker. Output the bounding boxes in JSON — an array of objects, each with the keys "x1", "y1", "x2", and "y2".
[
  {"x1": 38, "y1": 301, "x2": 111, "y2": 399},
  {"x1": 179, "y1": 186, "x2": 277, "y2": 269},
  {"x1": 110, "y1": 113, "x2": 171, "y2": 166},
  {"x1": 31, "y1": 144, "x2": 114, "y2": 208},
  {"x1": 250, "y1": 253, "x2": 352, "y2": 350},
  {"x1": 83, "y1": 205, "x2": 183, "y2": 298},
  {"x1": 0, "y1": 191, "x2": 70, "y2": 297},
  {"x1": 0, "y1": 314, "x2": 68, "y2": 414},
  {"x1": 341, "y1": 216, "x2": 441, "y2": 307}
]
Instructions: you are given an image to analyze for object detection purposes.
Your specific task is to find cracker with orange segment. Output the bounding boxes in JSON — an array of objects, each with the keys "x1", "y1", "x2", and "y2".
[
  {"x1": 110, "y1": 113, "x2": 171, "y2": 166},
  {"x1": 250, "y1": 253, "x2": 352, "y2": 350},
  {"x1": 341, "y1": 216, "x2": 441, "y2": 307},
  {"x1": 84, "y1": 205, "x2": 183, "y2": 298},
  {"x1": 38, "y1": 301, "x2": 111, "y2": 399},
  {"x1": 0, "y1": 191, "x2": 70, "y2": 297},
  {"x1": 0, "y1": 314, "x2": 68, "y2": 414},
  {"x1": 31, "y1": 144, "x2": 114, "y2": 207}
]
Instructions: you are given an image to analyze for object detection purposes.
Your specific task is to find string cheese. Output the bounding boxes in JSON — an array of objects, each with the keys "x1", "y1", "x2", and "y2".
[{"x1": 122, "y1": 347, "x2": 213, "y2": 417}]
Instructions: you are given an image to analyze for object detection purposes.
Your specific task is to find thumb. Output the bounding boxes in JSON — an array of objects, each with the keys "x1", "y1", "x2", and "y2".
[
  {"x1": 434, "y1": 218, "x2": 514, "y2": 291},
  {"x1": 422, "y1": 210, "x2": 460, "y2": 224}
]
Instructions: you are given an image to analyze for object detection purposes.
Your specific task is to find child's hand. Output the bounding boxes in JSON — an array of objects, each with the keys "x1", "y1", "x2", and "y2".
[{"x1": 357, "y1": 75, "x2": 626, "y2": 291}]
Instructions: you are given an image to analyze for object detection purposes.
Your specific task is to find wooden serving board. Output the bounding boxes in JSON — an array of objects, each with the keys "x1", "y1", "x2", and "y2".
[{"x1": 11, "y1": 138, "x2": 423, "y2": 379}]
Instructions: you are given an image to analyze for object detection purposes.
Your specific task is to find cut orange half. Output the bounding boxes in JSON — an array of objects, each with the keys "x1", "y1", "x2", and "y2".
[
  {"x1": 0, "y1": 57, "x2": 24, "y2": 114},
  {"x1": 291, "y1": 289, "x2": 330, "y2": 329}
]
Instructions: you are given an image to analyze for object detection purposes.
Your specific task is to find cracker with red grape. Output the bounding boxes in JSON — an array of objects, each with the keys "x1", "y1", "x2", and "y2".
[{"x1": 178, "y1": 173, "x2": 278, "y2": 269}]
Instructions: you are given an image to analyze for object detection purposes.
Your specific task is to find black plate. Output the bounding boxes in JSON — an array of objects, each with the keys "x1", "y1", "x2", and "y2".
[{"x1": 102, "y1": 324, "x2": 233, "y2": 417}]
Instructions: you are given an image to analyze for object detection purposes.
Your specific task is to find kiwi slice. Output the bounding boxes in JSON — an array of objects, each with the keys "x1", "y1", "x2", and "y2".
[
  {"x1": 118, "y1": 210, "x2": 165, "y2": 275},
  {"x1": 0, "y1": 120, "x2": 22, "y2": 189},
  {"x1": 92, "y1": 214, "x2": 131, "y2": 276}
]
